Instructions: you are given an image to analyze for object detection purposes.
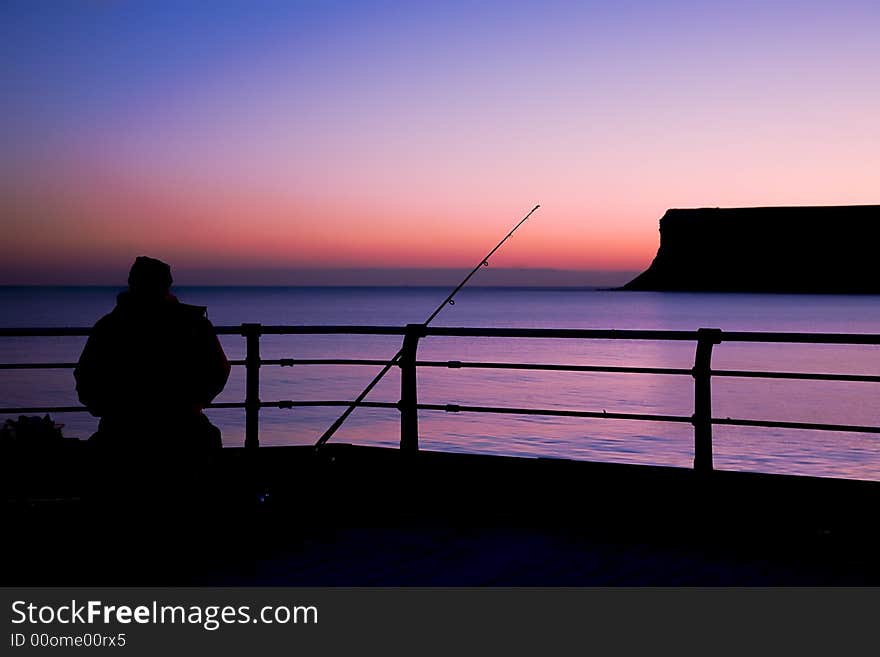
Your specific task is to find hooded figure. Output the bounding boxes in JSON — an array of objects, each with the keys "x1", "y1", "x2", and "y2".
[{"x1": 75, "y1": 257, "x2": 230, "y2": 454}]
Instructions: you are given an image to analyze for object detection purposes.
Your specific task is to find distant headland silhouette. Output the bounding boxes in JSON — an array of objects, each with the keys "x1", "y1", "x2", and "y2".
[{"x1": 624, "y1": 205, "x2": 880, "y2": 293}]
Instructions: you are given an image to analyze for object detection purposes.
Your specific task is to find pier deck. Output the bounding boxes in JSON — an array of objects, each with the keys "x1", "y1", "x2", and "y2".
[{"x1": 5, "y1": 444, "x2": 880, "y2": 585}]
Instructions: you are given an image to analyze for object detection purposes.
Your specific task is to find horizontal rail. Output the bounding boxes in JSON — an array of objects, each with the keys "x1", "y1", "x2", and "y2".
[
  {"x1": 713, "y1": 417, "x2": 880, "y2": 434},
  {"x1": 0, "y1": 358, "x2": 390, "y2": 369},
  {"x1": 0, "y1": 358, "x2": 385, "y2": 369},
  {"x1": 4, "y1": 325, "x2": 880, "y2": 344},
  {"x1": 0, "y1": 400, "x2": 402, "y2": 415},
  {"x1": 428, "y1": 326, "x2": 870, "y2": 344},
  {"x1": 0, "y1": 326, "x2": 409, "y2": 338},
  {"x1": 0, "y1": 359, "x2": 690, "y2": 375},
  {"x1": 712, "y1": 369, "x2": 880, "y2": 383},
  {"x1": 263, "y1": 358, "x2": 390, "y2": 367},
  {"x1": 204, "y1": 400, "x2": 400, "y2": 410},
  {"x1": 5, "y1": 402, "x2": 879, "y2": 436},
  {"x1": 285, "y1": 399, "x2": 876, "y2": 437},
  {"x1": 262, "y1": 400, "x2": 692, "y2": 424},
  {"x1": 261, "y1": 400, "x2": 398, "y2": 410},
  {"x1": 422, "y1": 327, "x2": 701, "y2": 340},
  {"x1": 0, "y1": 401, "x2": 690, "y2": 425},
  {"x1": 222, "y1": 325, "x2": 408, "y2": 336},
  {"x1": 721, "y1": 331, "x2": 880, "y2": 345},
  {"x1": 8, "y1": 360, "x2": 880, "y2": 385}
]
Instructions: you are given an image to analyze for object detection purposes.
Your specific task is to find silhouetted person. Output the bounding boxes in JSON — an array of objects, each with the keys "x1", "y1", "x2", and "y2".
[{"x1": 75, "y1": 257, "x2": 230, "y2": 486}]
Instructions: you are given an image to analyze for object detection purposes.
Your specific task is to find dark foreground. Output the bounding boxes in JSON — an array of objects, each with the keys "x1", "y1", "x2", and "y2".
[{"x1": 5, "y1": 444, "x2": 880, "y2": 585}]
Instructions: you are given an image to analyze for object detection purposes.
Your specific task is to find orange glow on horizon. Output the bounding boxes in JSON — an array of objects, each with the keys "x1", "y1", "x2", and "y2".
[{"x1": 3, "y1": 163, "x2": 660, "y2": 278}]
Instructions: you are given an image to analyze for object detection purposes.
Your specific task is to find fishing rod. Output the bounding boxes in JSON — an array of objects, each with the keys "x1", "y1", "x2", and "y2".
[{"x1": 314, "y1": 203, "x2": 540, "y2": 448}]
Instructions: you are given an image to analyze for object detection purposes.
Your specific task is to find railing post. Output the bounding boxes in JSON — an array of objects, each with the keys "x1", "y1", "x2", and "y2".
[
  {"x1": 398, "y1": 323, "x2": 425, "y2": 452},
  {"x1": 693, "y1": 328, "x2": 722, "y2": 473},
  {"x1": 242, "y1": 323, "x2": 262, "y2": 449}
]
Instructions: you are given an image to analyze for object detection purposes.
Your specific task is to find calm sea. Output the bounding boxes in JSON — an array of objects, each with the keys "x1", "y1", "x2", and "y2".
[{"x1": 2, "y1": 286, "x2": 879, "y2": 480}]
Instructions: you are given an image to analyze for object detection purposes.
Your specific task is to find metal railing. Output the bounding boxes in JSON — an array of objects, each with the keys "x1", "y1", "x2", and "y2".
[{"x1": 2, "y1": 324, "x2": 880, "y2": 473}]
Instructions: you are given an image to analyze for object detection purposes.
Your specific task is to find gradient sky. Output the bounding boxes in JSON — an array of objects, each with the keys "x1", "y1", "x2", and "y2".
[{"x1": 2, "y1": 0, "x2": 878, "y2": 284}]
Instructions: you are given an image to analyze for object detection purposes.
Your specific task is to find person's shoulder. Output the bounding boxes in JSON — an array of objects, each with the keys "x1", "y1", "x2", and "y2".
[
  {"x1": 91, "y1": 309, "x2": 120, "y2": 332},
  {"x1": 173, "y1": 302, "x2": 218, "y2": 334},
  {"x1": 177, "y1": 302, "x2": 208, "y2": 319},
  {"x1": 99, "y1": 291, "x2": 135, "y2": 326}
]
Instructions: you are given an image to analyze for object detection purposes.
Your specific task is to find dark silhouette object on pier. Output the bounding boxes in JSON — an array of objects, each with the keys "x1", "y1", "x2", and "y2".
[
  {"x1": 624, "y1": 205, "x2": 880, "y2": 293},
  {"x1": 74, "y1": 257, "x2": 230, "y2": 471}
]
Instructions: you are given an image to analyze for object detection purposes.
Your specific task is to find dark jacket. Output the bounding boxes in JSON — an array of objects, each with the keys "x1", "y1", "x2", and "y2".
[{"x1": 74, "y1": 292, "x2": 230, "y2": 445}]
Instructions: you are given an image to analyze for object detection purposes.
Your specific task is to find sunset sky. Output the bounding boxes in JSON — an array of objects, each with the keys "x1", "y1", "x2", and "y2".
[{"x1": 3, "y1": 0, "x2": 878, "y2": 285}]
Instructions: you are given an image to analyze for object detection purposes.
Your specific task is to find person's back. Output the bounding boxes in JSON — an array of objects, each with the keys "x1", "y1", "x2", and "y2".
[{"x1": 75, "y1": 257, "x2": 230, "y2": 457}]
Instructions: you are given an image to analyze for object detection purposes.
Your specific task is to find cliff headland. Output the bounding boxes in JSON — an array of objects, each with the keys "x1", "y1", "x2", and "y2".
[{"x1": 624, "y1": 205, "x2": 880, "y2": 293}]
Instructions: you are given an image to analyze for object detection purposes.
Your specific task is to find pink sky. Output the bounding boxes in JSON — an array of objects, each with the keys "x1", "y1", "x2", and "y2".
[{"x1": 3, "y1": 1, "x2": 879, "y2": 284}]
